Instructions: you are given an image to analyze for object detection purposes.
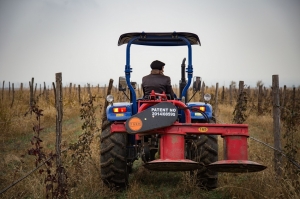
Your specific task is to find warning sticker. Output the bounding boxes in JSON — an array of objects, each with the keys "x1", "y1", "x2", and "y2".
[
  {"x1": 128, "y1": 117, "x2": 143, "y2": 131},
  {"x1": 198, "y1": 127, "x2": 208, "y2": 132}
]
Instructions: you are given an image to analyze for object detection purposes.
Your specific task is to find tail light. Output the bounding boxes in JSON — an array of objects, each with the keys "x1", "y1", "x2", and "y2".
[
  {"x1": 113, "y1": 107, "x2": 127, "y2": 113},
  {"x1": 192, "y1": 106, "x2": 206, "y2": 112}
]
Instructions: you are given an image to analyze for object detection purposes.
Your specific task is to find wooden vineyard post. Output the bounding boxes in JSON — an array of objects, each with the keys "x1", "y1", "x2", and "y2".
[
  {"x1": 214, "y1": 83, "x2": 219, "y2": 116},
  {"x1": 258, "y1": 85, "x2": 263, "y2": 115},
  {"x1": 233, "y1": 81, "x2": 245, "y2": 124},
  {"x1": 20, "y1": 83, "x2": 23, "y2": 98},
  {"x1": 55, "y1": 72, "x2": 67, "y2": 195},
  {"x1": 281, "y1": 85, "x2": 287, "y2": 119},
  {"x1": 2, "y1": 81, "x2": 4, "y2": 101},
  {"x1": 78, "y1": 85, "x2": 81, "y2": 104},
  {"x1": 34, "y1": 83, "x2": 37, "y2": 98},
  {"x1": 73, "y1": 84, "x2": 76, "y2": 100},
  {"x1": 238, "y1": 81, "x2": 244, "y2": 94},
  {"x1": 45, "y1": 82, "x2": 49, "y2": 103},
  {"x1": 221, "y1": 86, "x2": 225, "y2": 104},
  {"x1": 103, "y1": 84, "x2": 106, "y2": 98},
  {"x1": 87, "y1": 83, "x2": 92, "y2": 98},
  {"x1": 247, "y1": 86, "x2": 251, "y2": 97},
  {"x1": 45, "y1": 84, "x2": 49, "y2": 103},
  {"x1": 43, "y1": 82, "x2": 47, "y2": 95},
  {"x1": 292, "y1": 87, "x2": 296, "y2": 113},
  {"x1": 229, "y1": 85, "x2": 233, "y2": 105},
  {"x1": 239, "y1": 81, "x2": 245, "y2": 108},
  {"x1": 43, "y1": 82, "x2": 46, "y2": 102},
  {"x1": 10, "y1": 83, "x2": 14, "y2": 108},
  {"x1": 52, "y1": 82, "x2": 56, "y2": 105},
  {"x1": 69, "y1": 83, "x2": 72, "y2": 102},
  {"x1": 200, "y1": 81, "x2": 205, "y2": 101},
  {"x1": 8, "y1": 82, "x2": 11, "y2": 99},
  {"x1": 69, "y1": 83, "x2": 72, "y2": 95},
  {"x1": 264, "y1": 86, "x2": 268, "y2": 97},
  {"x1": 101, "y1": 79, "x2": 114, "y2": 131},
  {"x1": 29, "y1": 78, "x2": 34, "y2": 107},
  {"x1": 272, "y1": 74, "x2": 282, "y2": 176}
]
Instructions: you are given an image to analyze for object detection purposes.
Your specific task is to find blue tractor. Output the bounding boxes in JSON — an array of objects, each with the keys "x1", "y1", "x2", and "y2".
[{"x1": 100, "y1": 32, "x2": 266, "y2": 190}]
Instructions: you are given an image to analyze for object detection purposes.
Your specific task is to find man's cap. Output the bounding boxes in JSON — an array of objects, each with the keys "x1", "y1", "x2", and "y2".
[{"x1": 150, "y1": 60, "x2": 165, "y2": 70}]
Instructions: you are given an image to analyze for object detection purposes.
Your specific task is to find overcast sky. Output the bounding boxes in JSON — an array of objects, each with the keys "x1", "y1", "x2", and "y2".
[{"x1": 0, "y1": 0, "x2": 299, "y2": 88}]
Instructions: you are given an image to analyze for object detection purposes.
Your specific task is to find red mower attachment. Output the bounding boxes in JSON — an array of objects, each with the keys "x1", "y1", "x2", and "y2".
[{"x1": 110, "y1": 93, "x2": 267, "y2": 173}]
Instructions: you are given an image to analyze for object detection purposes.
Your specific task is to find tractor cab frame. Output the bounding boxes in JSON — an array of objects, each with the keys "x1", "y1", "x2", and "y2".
[{"x1": 118, "y1": 32, "x2": 201, "y2": 112}]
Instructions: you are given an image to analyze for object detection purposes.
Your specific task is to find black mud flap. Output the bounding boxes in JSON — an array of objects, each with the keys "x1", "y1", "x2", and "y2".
[{"x1": 125, "y1": 102, "x2": 178, "y2": 134}]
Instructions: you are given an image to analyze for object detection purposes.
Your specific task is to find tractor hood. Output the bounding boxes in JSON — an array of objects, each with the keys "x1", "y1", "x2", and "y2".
[{"x1": 118, "y1": 32, "x2": 201, "y2": 46}]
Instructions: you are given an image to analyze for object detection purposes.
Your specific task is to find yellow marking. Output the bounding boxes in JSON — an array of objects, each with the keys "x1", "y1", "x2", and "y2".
[{"x1": 198, "y1": 127, "x2": 208, "y2": 132}]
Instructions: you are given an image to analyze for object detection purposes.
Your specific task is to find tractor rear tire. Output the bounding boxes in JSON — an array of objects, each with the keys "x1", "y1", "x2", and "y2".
[
  {"x1": 190, "y1": 120, "x2": 218, "y2": 190},
  {"x1": 100, "y1": 125, "x2": 128, "y2": 189}
]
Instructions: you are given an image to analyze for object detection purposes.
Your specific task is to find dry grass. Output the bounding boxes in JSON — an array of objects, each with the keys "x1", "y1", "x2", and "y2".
[
  {"x1": 0, "y1": 87, "x2": 299, "y2": 199},
  {"x1": 0, "y1": 88, "x2": 106, "y2": 198}
]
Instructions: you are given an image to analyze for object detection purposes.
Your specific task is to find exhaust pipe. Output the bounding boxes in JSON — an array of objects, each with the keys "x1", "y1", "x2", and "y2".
[{"x1": 179, "y1": 58, "x2": 187, "y2": 99}]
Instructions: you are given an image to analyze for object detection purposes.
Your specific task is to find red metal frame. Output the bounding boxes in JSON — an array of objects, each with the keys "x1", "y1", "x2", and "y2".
[
  {"x1": 111, "y1": 122, "x2": 248, "y2": 136},
  {"x1": 111, "y1": 122, "x2": 249, "y2": 161}
]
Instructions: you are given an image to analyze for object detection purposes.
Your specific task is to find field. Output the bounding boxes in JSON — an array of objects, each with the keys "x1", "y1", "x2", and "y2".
[{"x1": 0, "y1": 80, "x2": 299, "y2": 199}]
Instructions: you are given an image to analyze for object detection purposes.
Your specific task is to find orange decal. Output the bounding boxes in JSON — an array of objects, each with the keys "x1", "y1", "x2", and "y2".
[
  {"x1": 128, "y1": 117, "x2": 143, "y2": 131},
  {"x1": 198, "y1": 127, "x2": 208, "y2": 132}
]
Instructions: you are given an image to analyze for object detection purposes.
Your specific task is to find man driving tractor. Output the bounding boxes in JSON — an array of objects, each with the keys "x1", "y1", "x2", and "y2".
[{"x1": 142, "y1": 60, "x2": 175, "y2": 99}]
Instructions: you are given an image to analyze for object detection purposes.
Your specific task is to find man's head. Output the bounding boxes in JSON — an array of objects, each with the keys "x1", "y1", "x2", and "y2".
[{"x1": 150, "y1": 60, "x2": 165, "y2": 70}]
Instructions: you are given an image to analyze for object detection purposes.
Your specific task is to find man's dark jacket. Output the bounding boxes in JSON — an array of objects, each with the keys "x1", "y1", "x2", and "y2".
[{"x1": 142, "y1": 72, "x2": 175, "y2": 99}]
